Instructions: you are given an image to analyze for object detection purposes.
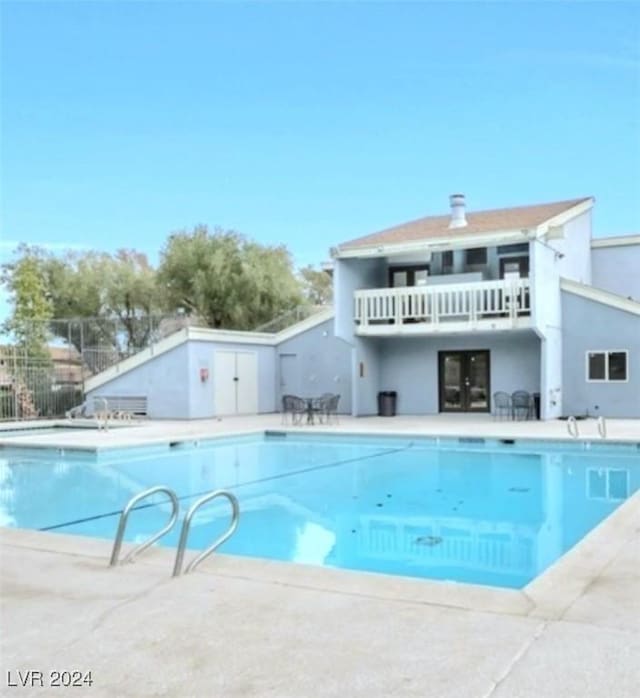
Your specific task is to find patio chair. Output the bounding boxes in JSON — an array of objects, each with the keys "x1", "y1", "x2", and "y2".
[
  {"x1": 492, "y1": 392, "x2": 512, "y2": 420},
  {"x1": 281, "y1": 394, "x2": 308, "y2": 425},
  {"x1": 325, "y1": 394, "x2": 340, "y2": 424},
  {"x1": 313, "y1": 393, "x2": 340, "y2": 424},
  {"x1": 307, "y1": 393, "x2": 333, "y2": 424},
  {"x1": 511, "y1": 390, "x2": 532, "y2": 420}
]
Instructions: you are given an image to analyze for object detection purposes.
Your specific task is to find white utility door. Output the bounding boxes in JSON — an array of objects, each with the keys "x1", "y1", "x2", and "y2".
[
  {"x1": 236, "y1": 351, "x2": 258, "y2": 414},
  {"x1": 214, "y1": 351, "x2": 238, "y2": 416},
  {"x1": 213, "y1": 350, "x2": 258, "y2": 416}
]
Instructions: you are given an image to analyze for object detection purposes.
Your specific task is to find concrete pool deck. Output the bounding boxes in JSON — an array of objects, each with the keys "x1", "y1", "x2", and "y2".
[{"x1": 1, "y1": 414, "x2": 639, "y2": 696}]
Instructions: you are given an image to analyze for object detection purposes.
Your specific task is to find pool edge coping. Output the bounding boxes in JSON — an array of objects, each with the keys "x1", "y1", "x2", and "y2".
[
  {"x1": 1, "y1": 424, "x2": 639, "y2": 453},
  {"x1": 2, "y1": 487, "x2": 638, "y2": 622}
]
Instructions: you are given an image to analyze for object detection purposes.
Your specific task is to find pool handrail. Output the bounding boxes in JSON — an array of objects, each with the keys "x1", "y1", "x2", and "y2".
[
  {"x1": 95, "y1": 396, "x2": 110, "y2": 431},
  {"x1": 597, "y1": 415, "x2": 607, "y2": 439},
  {"x1": 109, "y1": 485, "x2": 180, "y2": 566},
  {"x1": 567, "y1": 416, "x2": 579, "y2": 439},
  {"x1": 172, "y1": 490, "x2": 240, "y2": 577}
]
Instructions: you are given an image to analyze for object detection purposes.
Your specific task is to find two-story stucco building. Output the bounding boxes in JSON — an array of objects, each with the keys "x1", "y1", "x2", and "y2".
[
  {"x1": 332, "y1": 195, "x2": 639, "y2": 419},
  {"x1": 85, "y1": 194, "x2": 640, "y2": 420}
]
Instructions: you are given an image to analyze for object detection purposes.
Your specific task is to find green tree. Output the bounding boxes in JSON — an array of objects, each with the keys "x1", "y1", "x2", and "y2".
[
  {"x1": 157, "y1": 226, "x2": 303, "y2": 329},
  {"x1": 3, "y1": 246, "x2": 164, "y2": 373},
  {"x1": 44, "y1": 249, "x2": 162, "y2": 361},
  {"x1": 299, "y1": 265, "x2": 333, "y2": 305},
  {"x1": 1, "y1": 244, "x2": 53, "y2": 359},
  {"x1": 104, "y1": 249, "x2": 159, "y2": 348},
  {"x1": 0, "y1": 245, "x2": 55, "y2": 417}
]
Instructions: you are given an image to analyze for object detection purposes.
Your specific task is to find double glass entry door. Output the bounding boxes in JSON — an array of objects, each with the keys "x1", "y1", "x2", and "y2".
[{"x1": 439, "y1": 351, "x2": 490, "y2": 412}]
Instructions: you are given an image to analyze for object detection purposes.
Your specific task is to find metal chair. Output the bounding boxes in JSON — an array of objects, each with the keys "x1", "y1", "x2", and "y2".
[
  {"x1": 492, "y1": 391, "x2": 512, "y2": 420},
  {"x1": 511, "y1": 390, "x2": 532, "y2": 420},
  {"x1": 282, "y1": 395, "x2": 308, "y2": 425},
  {"x1": 313, "y1": 393, "x2": 340, "y2": 424}
]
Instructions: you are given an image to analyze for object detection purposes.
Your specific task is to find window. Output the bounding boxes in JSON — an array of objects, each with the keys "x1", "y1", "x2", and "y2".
[
  {"x1": 441, "y1": 250, "x2": 454, "y2": 273},
  {"x1": 465, "y1": 248, "x2": 487, "y2": 266},
  {"x1": 586, "y1": 351, "x2": 628, "y2": 382},
  {"x1": 497, "y1": 243, "x2": 528, "y2": 254},
  {"x1": 389, "y1": 265, "x2": 429, "y2": 288}
]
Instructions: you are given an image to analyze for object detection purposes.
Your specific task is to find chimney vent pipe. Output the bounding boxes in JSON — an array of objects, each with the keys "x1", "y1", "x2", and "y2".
[{"x1": 449, "y1": 194, "x2": 467, "y2": 229}]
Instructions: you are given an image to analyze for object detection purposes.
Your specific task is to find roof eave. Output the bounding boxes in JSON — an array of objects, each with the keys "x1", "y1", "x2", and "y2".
[
  {"x1": 333, "y1": 229, "x2": 532, "y2": 259},
  {"x1": 591, "y1": 234, "x2": 640, "y2": 249},
  {"x1": 534, "y1": 198, "x2": 594, "y2": 237}
]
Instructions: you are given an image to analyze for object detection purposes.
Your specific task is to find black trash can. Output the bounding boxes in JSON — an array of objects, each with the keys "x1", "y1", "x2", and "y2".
[
  {"x1": 533, "y1": 393, "x2": 541, "y2": 420},
  {"x1": 378, "y1": 391, "x2": 397, "y2": 417}
]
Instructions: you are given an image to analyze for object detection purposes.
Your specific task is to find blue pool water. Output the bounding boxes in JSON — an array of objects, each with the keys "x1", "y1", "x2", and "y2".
[{"x1": 1, "y1": 433, "x2": 639, "y2": 589}]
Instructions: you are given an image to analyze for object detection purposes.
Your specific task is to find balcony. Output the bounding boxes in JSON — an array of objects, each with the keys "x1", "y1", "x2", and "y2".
[{"x1": 354, "y1": 278, "x2": 531, "y2": 336}]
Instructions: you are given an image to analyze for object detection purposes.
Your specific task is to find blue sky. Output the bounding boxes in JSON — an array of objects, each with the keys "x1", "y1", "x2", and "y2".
[{"x1": 1, "y1": 1, "x2": 639, "y2": 311}]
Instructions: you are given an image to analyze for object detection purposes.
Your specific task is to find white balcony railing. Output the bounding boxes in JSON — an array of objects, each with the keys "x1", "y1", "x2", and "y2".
[{"x1": 354, "y1": 278, "x2": 531, "y2": 334}]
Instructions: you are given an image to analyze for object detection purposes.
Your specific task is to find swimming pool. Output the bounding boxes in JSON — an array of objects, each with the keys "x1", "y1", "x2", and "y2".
[{"x1": 1, "y1": 432, "x2": 639, "y2": 588}]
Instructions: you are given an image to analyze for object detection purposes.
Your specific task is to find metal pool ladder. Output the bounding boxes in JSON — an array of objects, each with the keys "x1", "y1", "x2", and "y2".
[
  {"x1": 109, "y1": 486, "x2": 240, "y2": 573},
  {"x1": 173, "y1": 490, "x2": 240, "y2": 577},
  {"x1": 110, "y1": 485, "x2": 180, "y2": 566},
  {"x1": 567, "y1": 416, "x2": 579, "y2": 439}
]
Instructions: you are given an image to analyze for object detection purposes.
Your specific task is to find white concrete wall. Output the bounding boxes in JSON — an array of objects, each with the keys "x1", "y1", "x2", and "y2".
[
  {"x1": 531, "y1": 240, "x2": 563, "y2": 419},
  {"x1": 554, "y1": 211, "x2": 592, "y2": 284}
]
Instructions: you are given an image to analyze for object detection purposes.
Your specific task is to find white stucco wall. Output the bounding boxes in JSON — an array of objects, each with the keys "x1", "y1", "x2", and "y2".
[
  {"x1": 530, "y1": 240, "x2": 563, "y2": 419},
  {"x1": 554, "y1": 211, "x2": 592, "y2": 284}
]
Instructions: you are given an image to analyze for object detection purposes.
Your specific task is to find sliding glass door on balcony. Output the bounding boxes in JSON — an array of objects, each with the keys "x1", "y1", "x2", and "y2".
[{"x1": 439, "y1": 351, "x2": 490, "y2": 413}]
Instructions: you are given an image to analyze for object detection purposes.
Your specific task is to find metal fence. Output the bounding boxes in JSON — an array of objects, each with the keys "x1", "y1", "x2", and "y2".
[
  {"x1": 46, "y1": 314, "x2": 208, "y2": 375},
  {"x1": 0, "y1": 350, "x2": 83, "y2": 421},
  {"x1": 253, "y1": 304, "x2": 329, "y2": 333}
]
